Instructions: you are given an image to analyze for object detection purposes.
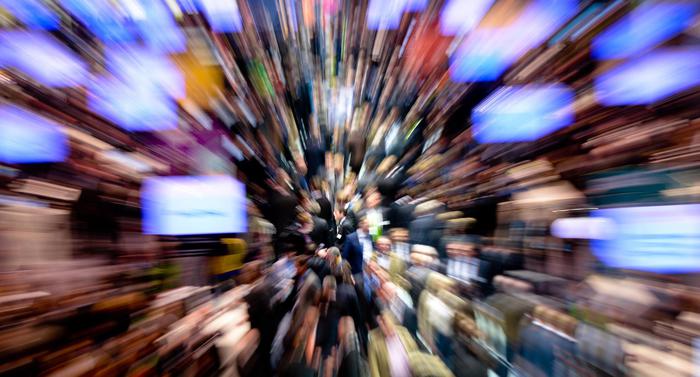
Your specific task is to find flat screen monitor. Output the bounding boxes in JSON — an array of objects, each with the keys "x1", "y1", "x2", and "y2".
[
  {"x1": 594, "y1": 48, "x2": 700, "y2": 105},
  {"x1": 0, "y1": 104, "x2": 68, "y2": 164},
  {"x1": 591, "y1": 204, "x2": 700, "y2": 273},
  {"x1": 471, "y1": 84, "x2": 574, "y2": 143},
  {"x1": 141, "y1": 175, "x2": 247, "y2": 236}
]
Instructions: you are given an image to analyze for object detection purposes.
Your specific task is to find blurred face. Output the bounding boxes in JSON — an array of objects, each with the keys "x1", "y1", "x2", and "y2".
[
  {"x1": 366, "y1": 191, "x2": 381, "y2": 208},
  {"x1": 447, "y1": 242, "x2": 476, "y2": 259},
  {"x1": 376, "y1": 237, "x2": 391, "y2": 253},
  {"x1": 359, "y1": 218, "x2": 369, "y2": 233},
  {"x1": 381, "y1": 282, "x2": 396, "y2": 302}
]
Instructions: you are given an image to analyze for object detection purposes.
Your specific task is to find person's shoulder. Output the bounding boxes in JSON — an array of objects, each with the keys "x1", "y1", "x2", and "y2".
[
  {"x1": 395, "y1": 325, "x2": 412, "y2": 339},
  {"x1": 368, "y1": 327, "x2": 383, "y2": 342}
]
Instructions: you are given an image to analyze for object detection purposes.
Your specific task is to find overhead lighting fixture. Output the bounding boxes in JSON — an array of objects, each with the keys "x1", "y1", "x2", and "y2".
[
  {"x1": 472, "y1": 84, "x2": 574, "y2": 143},
  {"x1": 0, "y1": 0, "x2": 60, "y2": 30},
  {"x1": 197, "y1": 0, "x2": 243, "y2": 33},
  {"x1": 89, "y1": 47, "x2": 182, "y2": 132},
  {"x1": 449, "y1": 0, "x2": 577, "y2": 82},
  {"x1": 104, "y1": 47, "x2": 185, "y2": 99},
  {"x1": 592, "y1": 1, "x2": 699, "y2": 60},
  {"x1": 0, "y1": 104, "x2": 68, "y2": 164},
  {"x1": 59, "y1": 0, "x2": 134, "y2": 43},
  {"x1": 594, "y1": 48, "x2": 700, "y2": 105},
  {"x1": 366, "y1": 0, "x2": 406, "y2": 30},
  {"x1": 440, "y1": 0, "x2": 494, "y2": 36},
  {"x1": 88, "y1": 77, "x2": 179, "y2": 132},
  {"x1": 0, "y1": 31, "x2": 87, "y2": 87}
]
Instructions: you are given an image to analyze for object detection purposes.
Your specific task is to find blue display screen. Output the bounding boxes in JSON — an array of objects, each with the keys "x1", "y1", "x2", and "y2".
[
  {"x1": 591, "y1": 205, "x2": 700, "y2": 273},
  {"x1": 471, "y1": 84, "x2": 574, "y2": 143},
  {"x1": 449, "y1": 0, "x2": 576, "y2": 82},
  {"x1": 594, "y1": 48, "x2": 700, "y2": 105},
  {"x1": 0, "y1": 105, "x2": 68, "y2": 164},
  {"x1": 0, "y1": 31, "x2": 87, "y2": 87},
  {"x1": 592, "y1": 1, "x2": 699, "y2": 60},
  {"x1": 0, "y1": 0, "x2": 60, "y2": 30}
]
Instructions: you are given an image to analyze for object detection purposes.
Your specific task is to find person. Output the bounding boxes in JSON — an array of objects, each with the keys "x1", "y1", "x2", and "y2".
[
  {"x1": 334, "y1": 261, "x2": 364, "y2": 351},
  {"x1": 405, "y1": 245, "x2": 439, "y2": 303},
  {"x1": 408, "y1": 200, "x2": 444, "y2": 250},
  {"x1": 316, "y1": 275, "x2": 340, "y2": 359},
  {"x1": 269, "y1": 183, "x2": 301, "y2": 259},
  {"x1": 358, "y1": 190, "x2": 389, "y2": 241},
  {"x1": 316, "y1": 195, "x2": 334, "y2": 231},
  {"x1": 342, "y1": 217, "x2": 373, "y2": 283},
  {"x1": 445, "y1": 242, "x2": 481, "y2": 283},
  {"x1": 337, "y1": 316, "x2": 369, "y2": 377},
  {"x1": 277, "y1": 224, "x2": 307, "y2": 259},
  {"x1": 308, "y1": 201, "x2": 331, "y2": 248},
  {"x1": 308, "y1": 249, "x2": 331, "y2": 282},
  {"x1": 335, "y1": 205, "x2": 354, "y2": 247},
  {"x1": 298, "y1": 211, "x2": 318, "y2": 255},
  {"x1": 373, "y1": 236, "x2": 392, "y2": 271},
  {"x1": 367, "y1": 312, "x2": 418, "y2": 377},
  {"x1": 275, "y1": 271, "x2": 322, "y2": 371}
]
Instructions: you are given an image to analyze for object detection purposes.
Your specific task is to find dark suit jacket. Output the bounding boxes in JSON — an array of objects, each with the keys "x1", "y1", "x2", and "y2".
[
  {"x1": 388, "y1": 202, "x2": 415, "y2": 229},
  {"x1": 342, "y1": 232, "x2": 372, "y2": 275},
  {"x1": 409, "y1": 214, "x2": 444, "y2": 251},
  {"x1": 310, "y1": 216, "x2": 330, "y2": 248},
  {"x1": 335, "y1": 217, "x2": 354, "y2": 247},
  {"x1": 336, "y1": 283, "x2": 362, "y2": 335}
]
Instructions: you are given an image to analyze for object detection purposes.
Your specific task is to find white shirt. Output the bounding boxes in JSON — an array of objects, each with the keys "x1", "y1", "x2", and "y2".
[
  {"x1": 393, "y1": 242, "x2": 410, "y2": 261},
  {"x1": 386, "y1": 333, "x2": 411, "y2": 377},
  {"x1": 366, "y1": 208, "x2": 383, "y2": 237},
  {"x1": 377, "y1": 253, "x2": 391, "y2": 270},
  {"x1": 447, "y1": 257, "x2": 479, "y2": 282},
  {"x1": 357, "y1": 230, "x2": 373, "y2": 263}
]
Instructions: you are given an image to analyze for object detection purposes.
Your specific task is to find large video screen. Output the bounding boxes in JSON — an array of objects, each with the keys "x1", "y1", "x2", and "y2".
[
  {"x1": 142, "y1": 175, "x2": 247, "y2": 235},
  {"x1": 591, "y1": 204, "x2": 700, "y2": 273}
]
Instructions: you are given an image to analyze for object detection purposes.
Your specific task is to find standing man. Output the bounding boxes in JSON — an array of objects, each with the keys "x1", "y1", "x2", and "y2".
[
  {"x1": 342, "y1": 217, "x2": 373, "y2": 285},
  {"x1": 334, "y1": 205, "x2": 354, "y2": 247},
  {"x1": 359, "y1": 190, "x2": 388, "y2": 240}
]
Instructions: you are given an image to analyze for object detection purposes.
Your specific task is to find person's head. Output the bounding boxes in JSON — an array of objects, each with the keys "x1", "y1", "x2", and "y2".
[
  {"x1": 295, "y1": 255, "x2": 311, "y2": 274},
  {"x1": 322, "y1": 275, "x2": 337, "y2": 302},
  {"x1": 326, "y1": 246, "x2": 341, "y2": 263},
  {"x1": 380, "y1": 281, "x2": 397, "y2": 302},
  {"x1": 334, "y1": 207, "x2": 345, "y2": 222},
  {"x1": 376, "y1": 311, "x2": 395, "y2": 337},
  {"x1": 307, "y1": 201, "x2": 321, "y2": 216},
  {"x1": 298, "y1": 212, "x2": 313, "y2": 229},
  {"x1": 336, "y1": 263, "x2": 353, "y2": 285},
  {"x1": 389, "y1": 228, "x2": 409, "y2": 243},
  {"x1": 410, "y1": 245, "x2": 438, "y2": 267},
  {"x1": 364, "y1": 190, "x2": 381, "y2": 209},
  {"x1": 298, "y1": 270, "x2": 321, "y2": 306},
  {"x1": 358, "y1": 216, "x2": 369, "y2": 233},
  {"x1": 376, "y1": 236, "x2": 392, "y2": 254},
  {"x1": 447, "y1": 242, "x2": 477, "y2": 259}
]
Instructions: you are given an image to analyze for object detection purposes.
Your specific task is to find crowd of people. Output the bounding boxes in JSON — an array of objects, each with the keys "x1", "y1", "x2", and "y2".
[{"x1": 242, "y1": 179, "x2": 488, "y2": 377}]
